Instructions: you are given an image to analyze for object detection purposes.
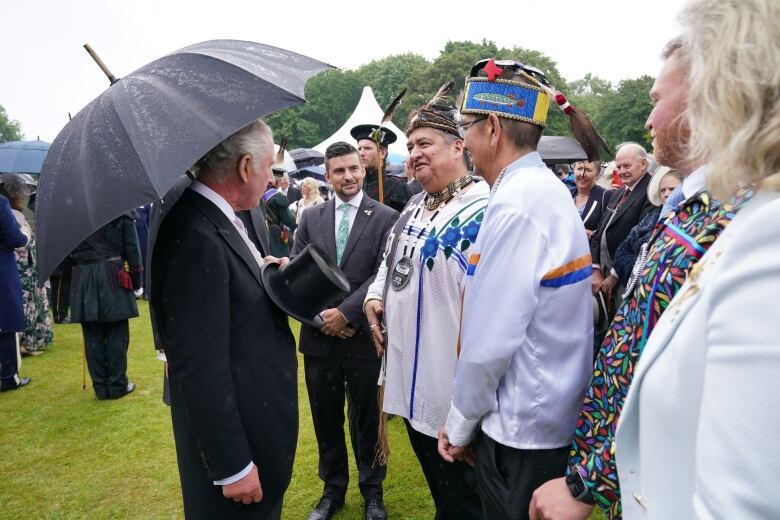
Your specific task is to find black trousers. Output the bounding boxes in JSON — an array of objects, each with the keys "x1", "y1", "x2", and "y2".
[
  {"x1": 474, "y1": 433, "x2": 568, "y2": 520},
  {"x1": 82, "y1": 320, "x2": 129, "y2": 399},
  {"x1": 405, "y1": 419, "x2": 483, "y2": 520},
  {"x1": 0, "y1": 332, "x2": 19, "y2": 389},
  {"x1": 304, "y1": 353, "x2": 386, "y2": 500}
]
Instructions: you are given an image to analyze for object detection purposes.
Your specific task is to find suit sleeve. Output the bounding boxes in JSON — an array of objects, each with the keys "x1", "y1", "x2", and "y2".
[
  {"x1": 0, "y1": 197, "x2": 28, "y2": 250},
  {"x1": 338, "y1": 209, "x2": 397, "y2": 325},
  {"x1": 693, "y1": 205, "x2": 780, "y2": 518},
  {"x1": 121, "y1": 218, "x2": 144, "y2": 289},
  {"x1": 158, "y1": 226, "x2": 253, "y2": 481}
]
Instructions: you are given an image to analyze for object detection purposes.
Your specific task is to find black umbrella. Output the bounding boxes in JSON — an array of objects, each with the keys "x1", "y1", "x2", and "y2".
[
  {"x1": 289, "y1": 165, "x2": 326, "y2": 182},
  {"x1": 538, "y1": 136, "x2": 587, "y2": 165},
  {"x1": 36, "y1": 40, "x2": 333, "y2": 281},
  {"x1": 289, "y1": 147, "x2": 324, "y2": 168}
]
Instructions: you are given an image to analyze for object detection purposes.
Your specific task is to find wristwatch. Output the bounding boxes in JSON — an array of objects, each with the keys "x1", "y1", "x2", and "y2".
[{"x1": 565, "y1": 470, "x2": 597, "y2": 505}]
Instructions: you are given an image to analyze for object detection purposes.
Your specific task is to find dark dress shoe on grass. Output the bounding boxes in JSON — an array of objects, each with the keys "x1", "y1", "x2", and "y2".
[
  {"x1": 307, "y1": 495, "x2": 344, "y2": 520},
  {"x1": 1, "y1": 377, "x2": 31, "y2": 392},
  {"x1": 364, "y1": 496, "x2": 387, "y2": 520},
  {"x1": 111, "y1": 382, "x2": 136, "y2": 399}
]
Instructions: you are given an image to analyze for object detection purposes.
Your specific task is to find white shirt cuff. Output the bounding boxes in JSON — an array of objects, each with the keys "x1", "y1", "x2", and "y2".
[
  {"x1": 213, "y1": 461, "x2": 253, "y2": 486},
  {"x1": 156, "y1": 350, "x2": 167, "y2": 362},
  {"x1": 592, "y1": 264, "x2": 601, "y2": 271},
  {"x1": 445, "y1": 405, "x2": 480, "y2": 447},
  {"x1": 610, "y1": 267, "x2": 618, "y2": 278}
]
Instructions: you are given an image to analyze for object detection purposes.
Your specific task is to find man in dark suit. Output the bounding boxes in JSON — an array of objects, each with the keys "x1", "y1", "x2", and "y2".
[
  {"x1": 279, "y1": 172, "x2": 302, "y2": 205},
  {"x1": 0, "y1": 194, "x2": 31, "y2": 392},
  {"x1": 150, "y1": 119, "x2": 297, "y2": 519},
  {"x1": 590, "y1": 142, "x2": 655, "y2": 314},
  {"x1": 292, "y1": 142, "x2": 397, "y2": 520}
]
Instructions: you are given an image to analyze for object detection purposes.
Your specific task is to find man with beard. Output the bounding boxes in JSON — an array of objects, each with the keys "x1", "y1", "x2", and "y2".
[
  {"x1": 351, "y1": 124, "x2": 411, "y2": 213},
  {"x1": 529, "y1": 38, "x2": 755, "y2": 520}
]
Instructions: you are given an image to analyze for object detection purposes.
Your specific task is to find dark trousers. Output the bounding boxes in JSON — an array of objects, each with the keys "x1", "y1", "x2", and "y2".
[
  {"x1": 82, "y1": 320, "x2": 129, "y2": 399},
  {"x1": 0, "y1": 332, "x2": 19, "y2": 389},
  {"x1": 405, "y1": 419, "x2": 483, "y2": 520},
  {"x1": 304, "y1": 353, "x2": 386, "y2": 501},
  {"x1": 474, "y1": 433, "x2": 568, "y2": 520}
]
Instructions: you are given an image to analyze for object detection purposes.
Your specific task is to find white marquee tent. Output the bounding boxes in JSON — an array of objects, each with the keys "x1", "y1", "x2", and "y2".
[{"x1": 314, "y1": 86, "x2": 409, "y2": 159}]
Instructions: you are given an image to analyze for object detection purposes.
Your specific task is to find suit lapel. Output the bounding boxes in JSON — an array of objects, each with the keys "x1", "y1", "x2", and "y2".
[
  {"x1": 321, "y1": 199, "x2": 337, "y2": 262},
  {"x1": 612, "y1": 174, "x2": 650, "y2": 225},
  {"x1": 249, "y1": 205, "x2": 270, "y2": 257},
  {"x1": 185, "y1": 190, "x2": 264, "y2": 288},
  {"x1": 339, "y1": 195, "x2": 373, "y2": 268}
]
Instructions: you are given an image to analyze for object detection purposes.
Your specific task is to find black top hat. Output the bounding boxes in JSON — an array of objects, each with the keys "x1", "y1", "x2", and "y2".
[
  {"x1": 261, "y1": 244, "x2": 350, "y2": 328},
  {"x1": 350, "y1": 124, "x2": 397, "y2": 148}
]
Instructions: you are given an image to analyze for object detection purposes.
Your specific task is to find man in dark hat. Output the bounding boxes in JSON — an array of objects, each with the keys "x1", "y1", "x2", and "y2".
[
  {"x1": 150, "y1": 119, "x2": 297, "y2": 519},
  {"x1": 292, "y1": 141, "x2": 397, "y2": 520},
  {"x1": 350, "y1": 124, "x2": 411, "y2": 213}
]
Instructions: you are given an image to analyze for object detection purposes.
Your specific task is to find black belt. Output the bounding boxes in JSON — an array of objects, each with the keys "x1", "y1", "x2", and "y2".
[{"x1": 72, "y1": 255, "x2": 122, "y2": 266}]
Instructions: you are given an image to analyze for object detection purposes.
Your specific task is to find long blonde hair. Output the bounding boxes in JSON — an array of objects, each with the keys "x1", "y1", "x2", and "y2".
[{"x1": 680, "y1": 0, "x2": 780, "y2": 198}]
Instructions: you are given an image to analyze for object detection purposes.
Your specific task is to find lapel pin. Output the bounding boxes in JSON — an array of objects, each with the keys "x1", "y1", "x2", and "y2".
[{"x1": 364, "y1": 209, "x2": 373, "y2": 216}]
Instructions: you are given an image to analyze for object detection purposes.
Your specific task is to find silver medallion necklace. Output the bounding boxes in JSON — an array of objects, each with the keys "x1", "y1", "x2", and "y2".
[{"x1": 391, "y1": 198, "x2": 441, "y2": 291}]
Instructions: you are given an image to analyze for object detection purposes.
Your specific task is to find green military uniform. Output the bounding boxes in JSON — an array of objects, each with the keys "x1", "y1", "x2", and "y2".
[
  {"x1": 263, "y1": 188, "x2": 295, "y2": 257},
  {"x1": 70, "y1": 215, "x2": 143, "y2": 399}
]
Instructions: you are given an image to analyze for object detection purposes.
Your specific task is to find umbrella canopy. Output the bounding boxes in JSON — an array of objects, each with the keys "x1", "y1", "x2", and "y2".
[
  {"x1": 289, "y1": 164, "x2": 326, "y2": 182},
  {"x1": 290, "y1": 148, "x2": 324, "y2": 169},
  {"x1": 0, "y1": 140, "x2": 51, "y2": 174},
  {"x1": 538, "y1": 136, "x2": 587, "y2": 165},
  {"x1": 36, "y1": 40, "x2": 333, "y2": 281}
]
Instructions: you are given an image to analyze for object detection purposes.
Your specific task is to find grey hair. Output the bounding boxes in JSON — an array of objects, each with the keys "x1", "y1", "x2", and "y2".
[
  {"x1": 615, "y1": 142, "x2": 648, "y2": 161},
  {"x1": 681, "y1": 0, "x2": 780, "y2": 197},
  {"x1": 192, "y1": 119, "x2": 273, "y2": 183}
]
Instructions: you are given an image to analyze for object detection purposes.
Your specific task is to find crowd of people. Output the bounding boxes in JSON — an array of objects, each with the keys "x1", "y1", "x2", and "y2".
[{"x1": 1, "y1": 0, "x2": 778, "y2": 518}]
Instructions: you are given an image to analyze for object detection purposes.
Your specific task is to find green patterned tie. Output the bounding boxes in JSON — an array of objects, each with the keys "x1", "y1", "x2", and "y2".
[{"x1": 336, "y1": 202, "x2": 350, "y2": 264}]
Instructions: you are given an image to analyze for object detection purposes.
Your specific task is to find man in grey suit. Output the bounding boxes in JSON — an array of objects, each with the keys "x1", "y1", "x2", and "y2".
[{"x1": 292, "y1": 142, "x2": 397, "y2": 520}]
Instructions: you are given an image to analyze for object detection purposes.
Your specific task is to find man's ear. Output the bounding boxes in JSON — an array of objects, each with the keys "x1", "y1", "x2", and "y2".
[
  {"x1": 380, "y1": 147, "x2": 388, "y2": 161},
  {"x1": 237, "y1": 154, "x2": 252, "y2": 183},
  {"x1": 487, "y1": 113, "x2": 502, "y2": 147}
]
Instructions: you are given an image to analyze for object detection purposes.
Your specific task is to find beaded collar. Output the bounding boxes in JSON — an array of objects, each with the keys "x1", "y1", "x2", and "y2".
[{"x1": 424, "y1": 174, "x2": 474, "y2": 210}]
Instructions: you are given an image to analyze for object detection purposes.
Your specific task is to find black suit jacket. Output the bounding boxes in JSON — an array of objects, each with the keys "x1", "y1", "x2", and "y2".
[
  {"x1": 590, "y1": 173, "x2": 655, "y2": 267},
  {"x1": 572, "y1": 184, "x2": 612, "y2": 232},
  {"x1": 291, "y1": 193, "x2": 397, "y2": 359},
  {"x1": 150, "y1": 189, "x2": 297, "y2": 518}
]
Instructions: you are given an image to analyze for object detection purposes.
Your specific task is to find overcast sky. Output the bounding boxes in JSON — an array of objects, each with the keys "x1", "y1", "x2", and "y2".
[{"x1": 2, "y1": 0, "x2": 684, "y2": 142}]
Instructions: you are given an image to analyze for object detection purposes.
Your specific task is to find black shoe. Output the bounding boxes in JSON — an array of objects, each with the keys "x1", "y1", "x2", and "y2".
[
  {"x1": 111, "y1": 382, "x2": 136, "y2": 399},
  {"x1": 364, "y1": 496, "x2": 387, "y2": 520},
  {"x1": 307, "y1": 495, "x2": 344, "y2": 520},
  {"x1": 1, "y1": 377, "x2": 31, "y2": 392}
]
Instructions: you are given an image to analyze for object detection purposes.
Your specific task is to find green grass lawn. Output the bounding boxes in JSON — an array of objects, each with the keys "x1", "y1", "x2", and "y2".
[{"x1": 1, "y1": 301, "x2": 605, "y2": 519}]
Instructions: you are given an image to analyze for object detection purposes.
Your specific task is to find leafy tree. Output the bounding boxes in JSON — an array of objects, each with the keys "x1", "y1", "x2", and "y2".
[
  {"x1": 595, "y1": 75, "x2": 655, "y2": 150},
  {"x1": 0, "y1": 105, "x2": 23, "y2": 143}
]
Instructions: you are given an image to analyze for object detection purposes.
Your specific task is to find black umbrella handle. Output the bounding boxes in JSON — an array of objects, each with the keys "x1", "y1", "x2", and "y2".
[{"x1": 84, "y1": 43, "x2": 118, "y2": 85}]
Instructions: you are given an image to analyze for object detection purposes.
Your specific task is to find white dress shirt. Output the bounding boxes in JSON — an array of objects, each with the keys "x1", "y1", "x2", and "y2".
[
  {"x1": 332, "y1": 190, "x2": 363, "y2": 237},
  {"x1": 445, "y1": 152, "x2": 593, "y2": 450}
]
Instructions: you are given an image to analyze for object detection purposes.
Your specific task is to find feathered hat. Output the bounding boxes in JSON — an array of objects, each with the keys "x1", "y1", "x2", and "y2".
[
  {"x1": 405, "y1": 81, "x2": 460, "y2": 137},
  {"x1": 461, "y1": 59, "x2": 610, "y2": 161}
]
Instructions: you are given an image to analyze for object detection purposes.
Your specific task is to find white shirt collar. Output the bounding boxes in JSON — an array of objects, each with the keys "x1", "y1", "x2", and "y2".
[
  {"x1": 682, "y1": 165, "x2": 707, "y2": 198},
  {"x1": 333, "y1": 190, "x2": 364, "y2": 209},
  {"x1": 190, "y1": 180, "x2": 237, "y2": 222}
]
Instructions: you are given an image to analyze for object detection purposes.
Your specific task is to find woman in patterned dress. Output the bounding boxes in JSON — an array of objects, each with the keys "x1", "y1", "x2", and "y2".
[{"x1": 1, "y1": 174, "x2": 53, "y2": 355}]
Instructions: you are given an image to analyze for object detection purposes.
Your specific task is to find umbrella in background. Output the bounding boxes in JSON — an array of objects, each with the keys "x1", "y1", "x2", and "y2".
[
  {"x1": 0, "y1": 140, "x2": 51, "y2": 174},
  {"x1": 289, "y1": 164, "x2": 326, "y2": 182},
  {"x1": 290, "y1": 148, "x2": 324, "y2": 169},
  {"x1": 36, "y1": 40, "x2": 333, "y2": 282},
  {"x1": 538, "y1": 136, "x2": 587, "y2": 166}
]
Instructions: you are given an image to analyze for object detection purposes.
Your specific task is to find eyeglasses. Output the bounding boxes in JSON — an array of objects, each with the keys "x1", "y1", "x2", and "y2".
[{"x1": 457, "y1": 115, "x2": 488, "y2": 133}]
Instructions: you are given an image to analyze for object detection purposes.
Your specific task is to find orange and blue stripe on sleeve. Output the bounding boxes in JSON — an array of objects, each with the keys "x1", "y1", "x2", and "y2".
[
  {"x1": 466, "y1": 254, "x2": 480, "y2": 276},
  {"x1": 540, "y1": 254, "x2": 592, "y2": 288}
]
